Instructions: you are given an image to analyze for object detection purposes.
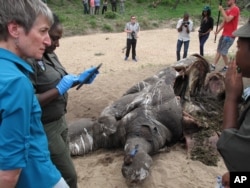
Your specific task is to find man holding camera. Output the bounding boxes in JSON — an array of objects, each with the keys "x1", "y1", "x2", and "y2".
[
  {"x1": 124, "y1": 15, "x2": 140, "y2": 62},
  {"x1": 176, "y1": 12, "x2": 193, "y2": 61}
]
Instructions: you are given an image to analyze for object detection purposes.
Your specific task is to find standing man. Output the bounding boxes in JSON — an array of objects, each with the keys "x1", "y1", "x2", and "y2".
[
  {"x1": 210, "y1": 0, "x2": 240, "y2": 72},
  {"x1": 176, "y1": 12, "x2": 193, "y2": 61},
  {"x1": 124, "y1": 15, "x2": 140, "y2": 62},
  {"x1": 216, "y1": 19, "x2": 250, "y2": 187}
]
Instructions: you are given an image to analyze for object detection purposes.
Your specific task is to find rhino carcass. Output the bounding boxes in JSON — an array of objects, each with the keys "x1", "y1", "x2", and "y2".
[
  {"x1": 68, "y1": 54, "x2": 226, "y2": 183},
  {"x1": 173, "y1": 54, "x2": 225, "y2": 165}
]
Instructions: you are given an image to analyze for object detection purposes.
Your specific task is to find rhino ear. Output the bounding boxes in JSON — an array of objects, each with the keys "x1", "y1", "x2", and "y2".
[
  {"x1": 204, "y1": 72, "x2": 225, "y2": 99},
  {"x1": 173, "y1": 54, "x2": 211, "y2": 99}
]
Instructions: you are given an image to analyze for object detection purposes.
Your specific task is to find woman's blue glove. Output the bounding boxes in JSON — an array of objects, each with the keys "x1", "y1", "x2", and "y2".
[
  {"x1": 56, "y1": 74, "x2": 78, "y2": 95},
  {"x1": 78, "y1": 67, "x2": 99, "y2": 84}
]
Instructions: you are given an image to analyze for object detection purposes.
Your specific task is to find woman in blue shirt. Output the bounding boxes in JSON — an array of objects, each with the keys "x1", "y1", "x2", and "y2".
[{"x1": 0, "y1": 0, "x2": 69, "y2": 187}]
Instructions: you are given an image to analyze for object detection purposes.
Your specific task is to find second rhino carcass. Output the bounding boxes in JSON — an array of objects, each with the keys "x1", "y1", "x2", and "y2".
[{"x1": 68, "y1": 54, "x2": 226, "y2": 183}]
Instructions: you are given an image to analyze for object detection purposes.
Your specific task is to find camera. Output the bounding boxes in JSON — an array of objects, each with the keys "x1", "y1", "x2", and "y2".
[
  {"x1": 182, "y1": 21, "x2": 190, "y2": 27},
  {"x1": 183, "y1": 21, "x2": 190, "y2": 25},
  {"x1": 131, "y1": 31, "x2": 136, "y2": 39}
]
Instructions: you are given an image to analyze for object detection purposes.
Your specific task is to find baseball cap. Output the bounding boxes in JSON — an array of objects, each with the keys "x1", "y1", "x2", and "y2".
[
  {"x1": 203, "y1": 6, "x2": 210, "y2": 11},
  {"x1": 233, "y1": 19, "x2": 250, "y2": 38}
]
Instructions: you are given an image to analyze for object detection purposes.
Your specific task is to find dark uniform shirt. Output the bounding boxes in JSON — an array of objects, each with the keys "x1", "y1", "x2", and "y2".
[
  {"x1": 199, "y1": 17, "x2": 214, "y2": 34},
  {"x1": 217, "y1": 99, "x2": 250, "y2": 171},
  {"x1": 27, "y1": 52, "x2": 68, "y2": 124}
]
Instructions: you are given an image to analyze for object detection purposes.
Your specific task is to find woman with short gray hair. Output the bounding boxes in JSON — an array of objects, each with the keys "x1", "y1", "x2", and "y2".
[{"x1": 0, "y1": 0, "x2": 69, "y2": 187}]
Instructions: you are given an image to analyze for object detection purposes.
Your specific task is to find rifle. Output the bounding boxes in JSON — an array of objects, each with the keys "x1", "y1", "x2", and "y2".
[
  {"x1": 214, "y1": 0, "x2": 223, "y2": 43},
  {"x1": 76, "y1": 63, "x2": 102, "y2": 90}
]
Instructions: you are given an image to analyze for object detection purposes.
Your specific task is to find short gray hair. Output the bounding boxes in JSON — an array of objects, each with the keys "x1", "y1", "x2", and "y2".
[{"x1": 0, "y1": 0, "x2": 53, "y2": 41}]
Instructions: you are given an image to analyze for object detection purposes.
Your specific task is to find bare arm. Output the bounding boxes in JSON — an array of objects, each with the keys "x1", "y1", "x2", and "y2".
[
  {"x1": 124, "y1": 29, "x2": 132, "y2": 33},
  {"x1": 36, "y1": 88, "x2": 60, "y2": 107},
  {"x1": 222, "y1": 60, "x2": 243, "y2": 130},
  {"x1": 186, "y1": 25, "x2": 190, "y2": 33},
  {"x1": 35, "y1": 75, "x2": 80, "y2": 107},
  {"x1": 124, "y1": 24, "x2": 131, "y2": 33},
  {"x1": 215, "y1": 21, "x2": 225, "y2": 35},
  {"x1": 0, "y1": 169, "x2": 21, "y2": 188},
  {"x1": 219, "y1": 5, "x2": 234, "y2": 23},
  {"x1": 177, "y1": 24, "x2": 183, "y2": 32},
  {"x1": 223, "y1": 96, "x2": 239, "y2": 129},
  {"x1": 201, "y1": 28, "x2": 212, "y2": 35},
  {"x1": 222, "y1": 172, "x2": 230, "y2": 188}
]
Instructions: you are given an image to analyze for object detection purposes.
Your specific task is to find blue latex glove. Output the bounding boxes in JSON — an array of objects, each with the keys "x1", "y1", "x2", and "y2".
[
  {"x1": 78, "y1": 67, "x2": 99, "y2": 84},
  {"x1": 56, "y1": 74, "x2": 78, "y2": 95}
]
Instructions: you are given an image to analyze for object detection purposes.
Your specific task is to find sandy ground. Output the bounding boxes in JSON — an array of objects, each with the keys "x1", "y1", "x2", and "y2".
[{"x1": 55, "y1": 27, "x2": 238, "y2": 188}]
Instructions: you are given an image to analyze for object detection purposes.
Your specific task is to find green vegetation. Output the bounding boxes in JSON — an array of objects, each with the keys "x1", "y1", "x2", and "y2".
[{"x1": 46, "y1": 0, "x2": 250, "y2": 37}]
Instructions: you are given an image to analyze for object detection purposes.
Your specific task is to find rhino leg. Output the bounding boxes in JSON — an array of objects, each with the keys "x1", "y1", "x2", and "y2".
[
  {"x1": 68, "y1": 118, "x2": 123, "y2": 156},
  {"x1": 68, "y1": 118, "x2": 95, "y2": 156},
  {"x1": 121, "y1": 137, "x2": 153, "y2": 183}
]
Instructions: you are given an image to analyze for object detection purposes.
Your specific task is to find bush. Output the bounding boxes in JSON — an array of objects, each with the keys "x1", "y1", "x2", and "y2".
[
  {"x1": 88, "y1": 20, "x2": 97, "y2": 29},
  {"x1": 104, "y1": 11, "x2": 117, "y2": 19},
  {"x1": 102, "y1": 24, "x2": 113, "y2": 32},
  {"x1": 136, "y1": 0, "x2": 144, "y2": 3}
]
